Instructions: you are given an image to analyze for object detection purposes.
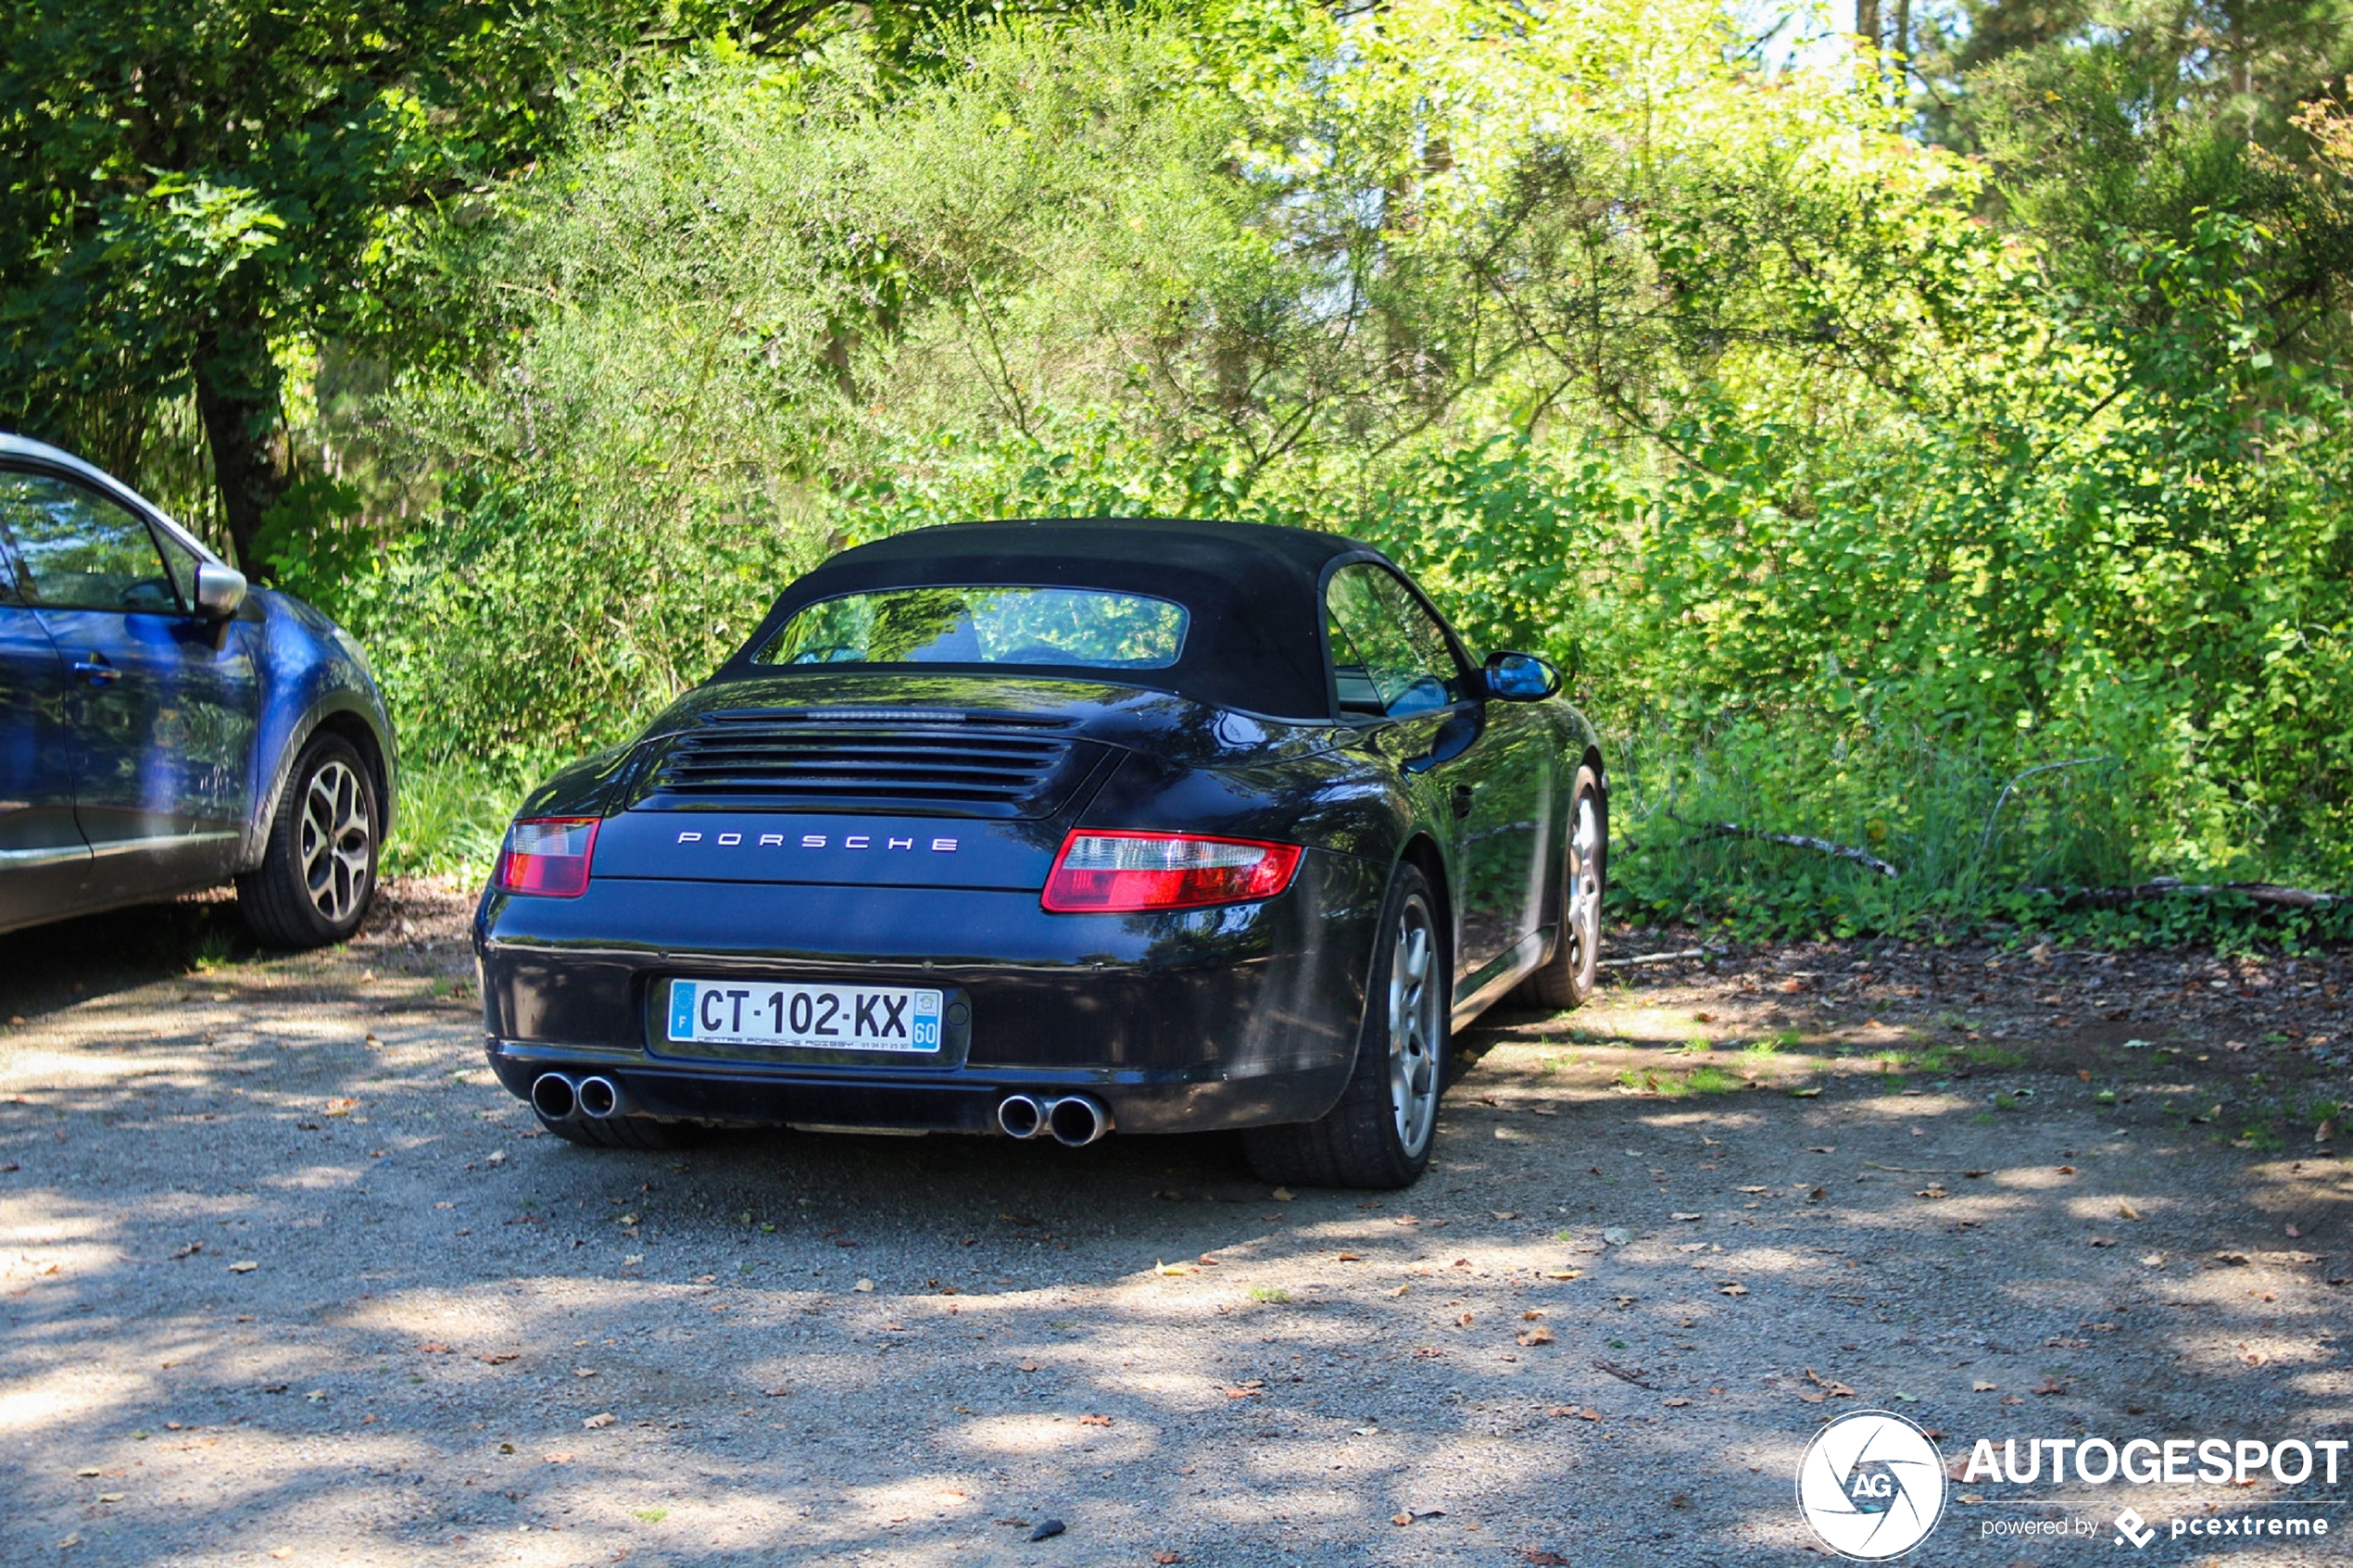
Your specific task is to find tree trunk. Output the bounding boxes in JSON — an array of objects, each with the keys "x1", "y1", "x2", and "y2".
[
  {"x1": 193, "y1": 317, "x2": 288, "y2": 577},
  {"x1": 1857, "y1": 0, "x2": 1881, "y2": 50}
]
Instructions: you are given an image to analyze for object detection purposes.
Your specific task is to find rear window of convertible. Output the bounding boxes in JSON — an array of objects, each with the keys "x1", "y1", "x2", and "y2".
[{"x1": 754, "y1": 585, "x2": 1189, "y2": 670}]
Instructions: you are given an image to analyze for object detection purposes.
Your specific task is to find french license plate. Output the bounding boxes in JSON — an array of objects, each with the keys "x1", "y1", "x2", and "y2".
[{"x1": 666, "y1": 979, "x2": 943, "y2": 1052}]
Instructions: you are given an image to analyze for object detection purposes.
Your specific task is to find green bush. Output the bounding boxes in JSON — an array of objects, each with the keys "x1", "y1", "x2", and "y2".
[{"x1": 313, "y1": 6, "x2": 2349, "y2": 940}]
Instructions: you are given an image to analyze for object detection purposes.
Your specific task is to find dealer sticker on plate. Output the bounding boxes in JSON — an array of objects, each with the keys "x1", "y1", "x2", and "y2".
[{"x1": 666, "y1": 979, "x2": 943, "y2": 1052}]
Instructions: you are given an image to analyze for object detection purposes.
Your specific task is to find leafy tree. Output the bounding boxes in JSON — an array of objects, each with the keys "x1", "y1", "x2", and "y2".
[{"x1": 0, "y1": 0, "x2": 1107, "y2": 571}]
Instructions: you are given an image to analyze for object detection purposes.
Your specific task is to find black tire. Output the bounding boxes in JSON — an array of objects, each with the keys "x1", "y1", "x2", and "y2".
[
  {"x1": 1513, "y1": 763, "x2": 1605, "y2": 1010},
  {"x1": 535, "y1": 1110, "x2": 706, "y2": 1150},
  {"x1": 1243, "y1": 861, "x2": 1448, "y2": 1190},
  {"x1": 236, "y1": 733, "x2": 380, "y2": 949}
]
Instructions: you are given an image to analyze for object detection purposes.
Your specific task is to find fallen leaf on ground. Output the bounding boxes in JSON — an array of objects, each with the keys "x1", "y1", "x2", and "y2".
[
  {"x1": 1971, "y1": 1380, "x2": 1997, "y2": 1392},
  {"x1": 478, "y1": 1352, "x2": 519, "y2": 1365},
  {"x1": 1517, "y1": 1326, "x2": 1555, "y2": 1347},
  {"x1": 1270, "y1": 1188, "x2": 1293, "y2": 1201},
  {"x1": 1671, "y1": 1212, "x2": 1704, "y2": 1222},
  {"x1": 2118, "y1": 1201, "x2": 2140, "y2": 1221},
  {"x1": 1718, "y1": 1283, "x2": 1749, "y2": 1296},
  {"x1": 228, "y1": 1261, "x2": 257, "y2": 1273},
  {"x1": 1664, "y1": 1398, "x2": 1691, "y2": 1407},
  {"x1": 325, "y1": 1098, "x2": 359, "y2": 1116},
  {"x1": 582, "y1": 1412, "x2": 615, "y2": 1429},
  {"x1": 1078, "y1": 1413, "x2": 1112, "y2": 1426},
  {"x1": 1155, "y1": 1261, "x2": 1194, "y2": 1275}
]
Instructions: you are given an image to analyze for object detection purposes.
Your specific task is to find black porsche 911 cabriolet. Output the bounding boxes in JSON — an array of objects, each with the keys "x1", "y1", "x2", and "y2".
[{"x1": 474, "y1": 519, "x2": 1605, "y2": 1188}]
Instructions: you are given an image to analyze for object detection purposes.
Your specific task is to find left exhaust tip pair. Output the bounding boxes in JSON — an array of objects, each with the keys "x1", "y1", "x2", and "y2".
[
  {"x1": 531, "y1": 1073, "x2": 629, "y2": 1123},
  {"x1": 996, "y1": 1093, "x2": 1112, "y2": 1147}
]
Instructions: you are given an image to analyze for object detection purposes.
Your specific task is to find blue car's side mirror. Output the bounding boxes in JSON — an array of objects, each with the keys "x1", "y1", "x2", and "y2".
[
  {"x1": 194, "y1": 562, "x2": 247, "y2": 621},
  {"x1": 1482, "y1": 651, "x2": 1560, "y2": 701}
]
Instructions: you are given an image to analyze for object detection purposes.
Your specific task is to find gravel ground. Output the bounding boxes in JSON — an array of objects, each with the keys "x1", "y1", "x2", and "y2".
[{"x1": 2, "y1": 884, "x2": 2349, "y2": 1566}]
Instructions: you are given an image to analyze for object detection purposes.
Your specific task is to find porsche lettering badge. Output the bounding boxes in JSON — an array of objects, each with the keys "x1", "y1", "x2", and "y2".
[{"x1": 673, "y1": 831, "x2": 958, "y2": 851}]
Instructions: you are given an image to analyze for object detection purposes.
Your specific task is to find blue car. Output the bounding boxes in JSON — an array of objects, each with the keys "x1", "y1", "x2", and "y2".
[{"x1": 0, "y1": 434, "x2": 396, "y2": 947}]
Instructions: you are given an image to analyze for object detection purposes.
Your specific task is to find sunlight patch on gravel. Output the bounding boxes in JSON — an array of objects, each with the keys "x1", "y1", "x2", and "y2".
[
  {"x1": 0, "y1": 1363, "x2": 146, "y2": 1435},
  {"x1": 0, "y1": 1046, "x2": 211, "y2": 1087}
]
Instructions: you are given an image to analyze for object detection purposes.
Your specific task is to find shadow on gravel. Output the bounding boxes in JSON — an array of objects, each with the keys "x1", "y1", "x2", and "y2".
[{"x1": 2, "y1": 908, "x2": 2350, "y2": 1563}]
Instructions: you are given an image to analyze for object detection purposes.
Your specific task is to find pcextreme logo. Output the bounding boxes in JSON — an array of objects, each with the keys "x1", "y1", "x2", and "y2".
[{"x1": 1795, "y1": 1410, "x2": 1950, "y2": 1560}]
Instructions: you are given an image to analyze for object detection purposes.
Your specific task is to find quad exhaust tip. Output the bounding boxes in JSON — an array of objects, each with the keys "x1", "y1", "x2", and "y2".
[
  {"x1": 530, "y1": 1073, "x2": 578, "y2": 1121},
  {"x1": 996, "y1": 1093, "x2": 1112, "y2": 1148},
  {"x1": 576, "y1": 1075, "x2": 627, "y2": 1120},
  {"x1": 996, "y1": 1094, "x2": 1045, "y2": 1140},
  {"x1": 1046, "y1": 1094, "x2": 1110, "y2": 1148}
]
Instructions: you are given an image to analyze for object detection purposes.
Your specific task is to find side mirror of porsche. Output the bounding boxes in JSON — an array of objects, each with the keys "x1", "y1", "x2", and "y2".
[{"x1": 1482, "y1": 650, "x2": 1560, "y2": 700}]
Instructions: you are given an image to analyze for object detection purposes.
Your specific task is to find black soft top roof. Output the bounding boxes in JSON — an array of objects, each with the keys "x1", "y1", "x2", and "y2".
[{"x1": 725, "y1": 518, "x2": 1392, "y2": 719}]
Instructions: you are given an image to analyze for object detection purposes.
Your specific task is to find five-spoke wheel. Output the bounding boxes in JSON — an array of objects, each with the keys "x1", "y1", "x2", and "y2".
[{"x1": 238, "y1": 733, "x2": 380, "y2": 948}]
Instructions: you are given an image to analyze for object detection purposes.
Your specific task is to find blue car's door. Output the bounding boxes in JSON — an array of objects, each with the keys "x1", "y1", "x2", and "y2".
[
  {"x1": 0, "y1": 540, "x2": 92, "y2": 929},
  {"x1": 0, "y1": 469, "x2": 258, "y2": 906}
]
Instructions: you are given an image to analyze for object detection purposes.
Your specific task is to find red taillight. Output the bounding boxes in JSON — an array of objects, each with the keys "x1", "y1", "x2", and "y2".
[
  {"x1": 492, "y1": 817, "x2": 600, "y2": 897},
  {"x1": 1041, "y1": 831, "x2": 1302, "y2": 913}
]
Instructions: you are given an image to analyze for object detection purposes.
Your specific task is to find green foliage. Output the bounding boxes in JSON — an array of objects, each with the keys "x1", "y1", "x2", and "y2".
[{"x1": 103, "y1": 0, "x2": 2348, "y2": 939}]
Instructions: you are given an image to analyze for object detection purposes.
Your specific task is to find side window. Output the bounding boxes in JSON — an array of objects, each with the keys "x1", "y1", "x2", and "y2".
[
  {"x1": 0, "y1": 472, "x2": 181, "y2": 614},
  {"x1": 1325, "y1": 562, "x2": 1466, "y2": 718}
]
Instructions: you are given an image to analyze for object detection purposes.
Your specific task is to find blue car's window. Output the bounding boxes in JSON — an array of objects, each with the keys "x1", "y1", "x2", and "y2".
[
  {"x1": 757, "y1": 586, "x2": 1189, "y2": 670},
  {"x1": 1325, "y1": 562, "x2": 1464, "y2": 718},
  {"x1": 0, "y1": 472, "x2": 182, "y2": 615}
]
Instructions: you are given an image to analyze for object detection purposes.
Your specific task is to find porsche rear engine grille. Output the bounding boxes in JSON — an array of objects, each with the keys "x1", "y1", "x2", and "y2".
[{"x1": 641, "y1": 709, "x2": 1093, "y2": 816}]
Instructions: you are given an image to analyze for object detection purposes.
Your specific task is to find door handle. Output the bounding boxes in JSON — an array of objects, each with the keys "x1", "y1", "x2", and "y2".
[
  {"x1": 70, "y1": 657, "x2": 121, "y2": 685},
  {"x1": 1451, "y1": 783, "x2": 1475, "y2": 819}
]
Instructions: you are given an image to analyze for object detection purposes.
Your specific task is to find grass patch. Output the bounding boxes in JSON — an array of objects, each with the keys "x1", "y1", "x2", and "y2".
[
  {"x1": 1617, "y1": 1065, "x2": 1741, "y2": 1097},
  {"x1": 385, "y1": 757, "x2": 528, "y2": 882},
  {"x1": 1966, "y1": 1046, "x2": 2028, "y2": 1070},
  {"x1": 634, "y1": 1508, "x2": 669, "y2": 1524},
  {"x1": 1249, "y1": 1287, "x2": 1291, "y2": 1304}
]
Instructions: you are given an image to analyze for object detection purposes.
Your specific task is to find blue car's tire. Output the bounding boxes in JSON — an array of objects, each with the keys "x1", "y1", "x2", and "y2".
[
  {"x1": 237, "y1": 733, "x2": 380, "y2": 949},
  {"x1": 1241, "y1": 861, "x2": 1446, "y2": 1190}
]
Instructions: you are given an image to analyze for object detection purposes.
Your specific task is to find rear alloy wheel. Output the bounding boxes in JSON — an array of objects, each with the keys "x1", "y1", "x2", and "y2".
[
  {"x1": 1243, "y1": 862, "x2": 1447, "y2": 1190},
  {"x1": 238, "y1": 734, "x2": 380, "y2": 949},
  {"x1": 1512, "y1": 764, "x2": 1605, "y2": 1010}
]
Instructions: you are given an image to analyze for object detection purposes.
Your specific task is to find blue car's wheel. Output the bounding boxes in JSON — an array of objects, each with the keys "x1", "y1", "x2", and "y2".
[
  {"x1": 238, "y1": 733, "x2": 379, "y2": 948},
  {"x1": 1241, "y1": 861, "x2": 1447, "y2": 1190}
]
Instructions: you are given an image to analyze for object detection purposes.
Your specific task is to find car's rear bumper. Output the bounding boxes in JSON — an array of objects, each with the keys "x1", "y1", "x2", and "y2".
[{"x1": 472, "y1": 848, "x2": 1382, "y2": 1134}]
